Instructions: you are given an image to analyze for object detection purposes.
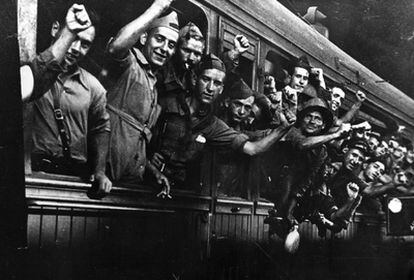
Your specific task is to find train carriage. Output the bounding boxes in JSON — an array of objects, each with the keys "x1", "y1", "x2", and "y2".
[{"x1": 4, "y1": 0, "x2": 414, "y2": 279}]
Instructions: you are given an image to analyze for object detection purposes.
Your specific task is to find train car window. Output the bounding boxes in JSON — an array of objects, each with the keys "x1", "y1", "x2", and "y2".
[
  {"x1": 23, "y1": 0, "x2": 210, "y2": 195},
  {"x1": 264, "y1": 50, "x2": 291, "y2": 91},
  {"x1": 219, "y1": 18, "x2": 259, "y2": 89}
]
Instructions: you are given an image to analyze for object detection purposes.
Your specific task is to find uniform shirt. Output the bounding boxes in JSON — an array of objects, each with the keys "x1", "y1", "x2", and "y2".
[
  {"x1": 154, "y1": 107, "x2": 249, "y2": 161},
  {"x1": 150, "y1": 103, "x2": 249, "y2": 184},
  {"x1": 260, "y1": 127, "x2": 327, "y2": 202},
  {"x1": 106, "y1": 47, "x2": 159, "y2": 126},
  {"x1": 156, "y1": 58, "x2": 196, "y2": 115},
  {"x1": 215, "y1": 127, "x2": 272, "y2": 198},
  {"x1": 106, "y1": 47, "x2": 161, "y2": 182},
  {"x1": 31, "y1": 50, "x2": 110, "y2": 163}
]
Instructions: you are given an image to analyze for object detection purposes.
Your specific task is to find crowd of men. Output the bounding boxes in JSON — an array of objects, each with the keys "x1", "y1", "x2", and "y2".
[{"x1": 21, "y1": 1, "x2": 414, "y2": 240}]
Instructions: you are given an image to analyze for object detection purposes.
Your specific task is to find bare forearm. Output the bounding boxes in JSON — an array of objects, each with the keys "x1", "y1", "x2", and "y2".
[
  {"x1": 362, "y1": 183, "x2": 394, "y2": 197},
  {"x1": 146, "y1": 160, "x2": 159, "y2": 175},
  {"x1": 331, "y1": 197, "x2": 360, "y2": 221},
  {"x1": 299, "y1": 131, "x2": 341, "y2": 150},
  {"x1": 340, "y1": 102, "x2": 361, "y2": 124},
  {"x1": 222, "y1": 49, "x2": 240, "y2": 73},
  {"x1": 396, "y1": 186, "x2": 414, "y2": 195},
  {"x1": 108, "y1": 2, "x2": 166, "y2": 58},
  {"x1": 243, "y1": 125, "x2": 289, "y2": 156},
  {"x1": 49, "y1": 27, "x2": 77, "y2": 63}
]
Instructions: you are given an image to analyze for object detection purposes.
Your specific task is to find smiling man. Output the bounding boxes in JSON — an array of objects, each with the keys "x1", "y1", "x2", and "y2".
[
  {"x1": 263, "y1": 98, "x2": 358, "y2": 242},
  {"x1": 358, "y1": 158, "x2": 399, "y2": 214},
  {"x1": 105, "y1": 0, "x2": 178, "y2": 186},
  {"x1": 29, "y1": 4, "x2": 112, "y2": 196},
  {"x1": 329, "y1": 86, "x2": 346, "y2": 112},
  {"x1": 324, "y1": 86, "x2": 367, "y2": 133},
  {"x1": 267, "y1": 98, "x2": 347, "y2": 222}
]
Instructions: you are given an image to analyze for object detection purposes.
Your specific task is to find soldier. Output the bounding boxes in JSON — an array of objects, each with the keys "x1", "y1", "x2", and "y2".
[
  {"x1": 215, "y1": 79, "x2": 271, "y2": 197},
  {"x1": 27, "y1": 4, "x2": 112, "y2": 196},
  {"x1": 105, "y1": 0, "x2": 178, "y2": 191},
  {"x1": 327, "y1": 86, "x2": 367, "y2": 128},
  {"x1": 262, "y1": 98, "x2": 350, "y2": 228}
]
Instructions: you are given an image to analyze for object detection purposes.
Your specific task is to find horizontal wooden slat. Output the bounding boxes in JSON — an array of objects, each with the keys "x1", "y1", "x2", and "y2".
[
  {"x1": 254, "y1": 200, "x2": 274, "y2": 216},
  {"x1": 215, "y1": 198, "x2": 253, "y2": 215}
]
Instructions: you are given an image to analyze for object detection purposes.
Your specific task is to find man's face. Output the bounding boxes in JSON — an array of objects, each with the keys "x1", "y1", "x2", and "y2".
[
  {"x1": 178, "y1": 37, "x2": 204, "y2": 70},
  {"x1": 368, "y1": 136, "x2": 380, "y2": 153},
  {"x1": 406, "y1": 149, "x2": 414, "y2": 164},
  {"x1": 143, "y1": 27, "x2": 178, "y2": 67},
  {"x1": 330, "y1": 87, "x2": 345, "y2": 112},
  {"x1": 290, "y1": 67, "x2": 309, "y2": 93},
  {"x1": 300, "y1": 110, "x2": 325, "y2": 135},
  {"x1": 374, "y1": 141, "x2": 389, "y2": 158},
  {"x1": 364, "y1": 161, "x2": 385, "y2": 182},
  {"x1": 229, "y1": 96, "x2": 254, "y2": 123},
  {"x1": 197, "y1": 68, "x2": 225, "y2": 104},
  {"x1": 54, "y1": 25, "x2": 95, "y2": 69},
  {"x1": 344, "y1": 148, "x2": 365, "y2": 171},
  {"x1": 388, "y1": 139, "x2": 399, "y2": 153},
  {"x1": 393, "y1": 145, "x2": 407, "y2": 162}
]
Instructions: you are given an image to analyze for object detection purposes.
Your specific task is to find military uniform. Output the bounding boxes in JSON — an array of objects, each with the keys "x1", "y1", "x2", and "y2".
[{"x1": 106, "y1": 47, "x2": 161, "y2": 182}]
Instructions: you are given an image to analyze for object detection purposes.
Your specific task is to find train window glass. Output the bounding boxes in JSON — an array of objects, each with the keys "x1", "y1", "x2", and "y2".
[
  {"x1": 238, "y1": 53, "x2": 254, "y2": 87},
  {"x1": 221, "y1": 47, "x2": 254, "y2": 87},
  {"x1": 24, "y1": 0, "x2": 209, "y2": 195},
  {"x1": 264, "y1": 51, "x2": 291, "y2": 91}
]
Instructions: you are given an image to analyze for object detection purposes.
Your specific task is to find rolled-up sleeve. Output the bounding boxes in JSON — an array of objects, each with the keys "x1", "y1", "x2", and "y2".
[
  {"x1": 203, "y1": 116, "x2": 249, "y2": 151},
  {"x1": 105, "y1": 38, "x2": 135, "y2": 77},
  {"x1": 88, "y1": 79, "x2": 110, "y2": 134},
  {"x1": 27, "y1": 49, "x2": 64, "y2": 101}
]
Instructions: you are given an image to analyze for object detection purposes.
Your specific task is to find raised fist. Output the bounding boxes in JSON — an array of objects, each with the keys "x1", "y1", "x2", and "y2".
[
  {"x1": 311, "y1": 68, "x2": 323, "y2": 79},
  {"x1": 282, "y1": 85, "x2": 297, "y2": 102},
  {"x1": 234, "y1": 35, "x2": 250, "y2": 54},
  {"x1": 346, "y1": 182, "x2": 359, "y2": 200},
  {"x1": 356, "y1": 90, "x2": 367, "y2": 103},
  {"x1": 394, "y1": 171, "x2": 408, "y2": 186},
  {"x1": 66, "y1": 4, "x2": 92, "y2": 33},
  {"x1": 336, "y1": 123, "x2": 352, "y2": 138},
  {"x1": 264, "y1": 75, "x2": 276, "y2": 93}
]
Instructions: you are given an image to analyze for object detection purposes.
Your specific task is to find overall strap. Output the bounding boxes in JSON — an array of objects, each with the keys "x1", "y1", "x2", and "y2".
[
  {"x1": 107, "y1": 104, "x2": 153, "y2": 142},
  {"x1": 50, "y1": 83, "x2": 72, "y2": 160}
]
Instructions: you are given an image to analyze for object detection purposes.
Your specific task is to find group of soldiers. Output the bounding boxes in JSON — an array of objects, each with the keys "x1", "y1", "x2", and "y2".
[{"x1": 21, "y1": 0, "x2": 414, "y2": 242}]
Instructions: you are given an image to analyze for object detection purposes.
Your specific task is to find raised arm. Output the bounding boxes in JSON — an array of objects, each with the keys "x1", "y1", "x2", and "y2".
[
  {"x1": 297, "y1": 123, "x2": 351, "y2": 151},
  {"x1": 222, "y1": 34, "x2": 250, "y2": 73},
  {"x1": 362, "y1": 181, "x2": 394, "y2": 198},
  {"x1": 338, "y1": 90, "x2": 366, "y2": 125},
  {"x1": 21, "y1": 4, "x2": 92, "y2": 101},
  {"x1": 242, "y1": 113, "x2": 291, "y2": 156},
  {"x1": 107, "y1": 0, "x2": 173, "y2": 59}
]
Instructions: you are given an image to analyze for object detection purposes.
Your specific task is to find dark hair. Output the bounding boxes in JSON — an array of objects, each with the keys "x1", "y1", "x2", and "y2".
[
  {"x1": 366, "y1": 157, "x2": 386, "y2": 167},
  {"x1": 178, "y1": 32, "x2": 205, "y2": 48},
  {"x1": 288, "y1": 55, "x2": 311, "y2": 75},
  {"x1": 343, "y1": 138, "x2": 369, "y2": 156},
  {"x1": 56, "y1": 3, "x2": 101, "y2": 36}
]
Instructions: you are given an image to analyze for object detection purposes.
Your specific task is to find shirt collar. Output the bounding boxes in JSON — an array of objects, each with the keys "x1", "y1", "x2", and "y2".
[
  {"x1": 133, "y1": 48, "x2": 150, "y2": 68},
  {"x1": 58, "y1": 66, "x2": 90, "y2": 91},
  {"x1": 133, "y1": 48, "x2": 157, "y2": 80}
]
